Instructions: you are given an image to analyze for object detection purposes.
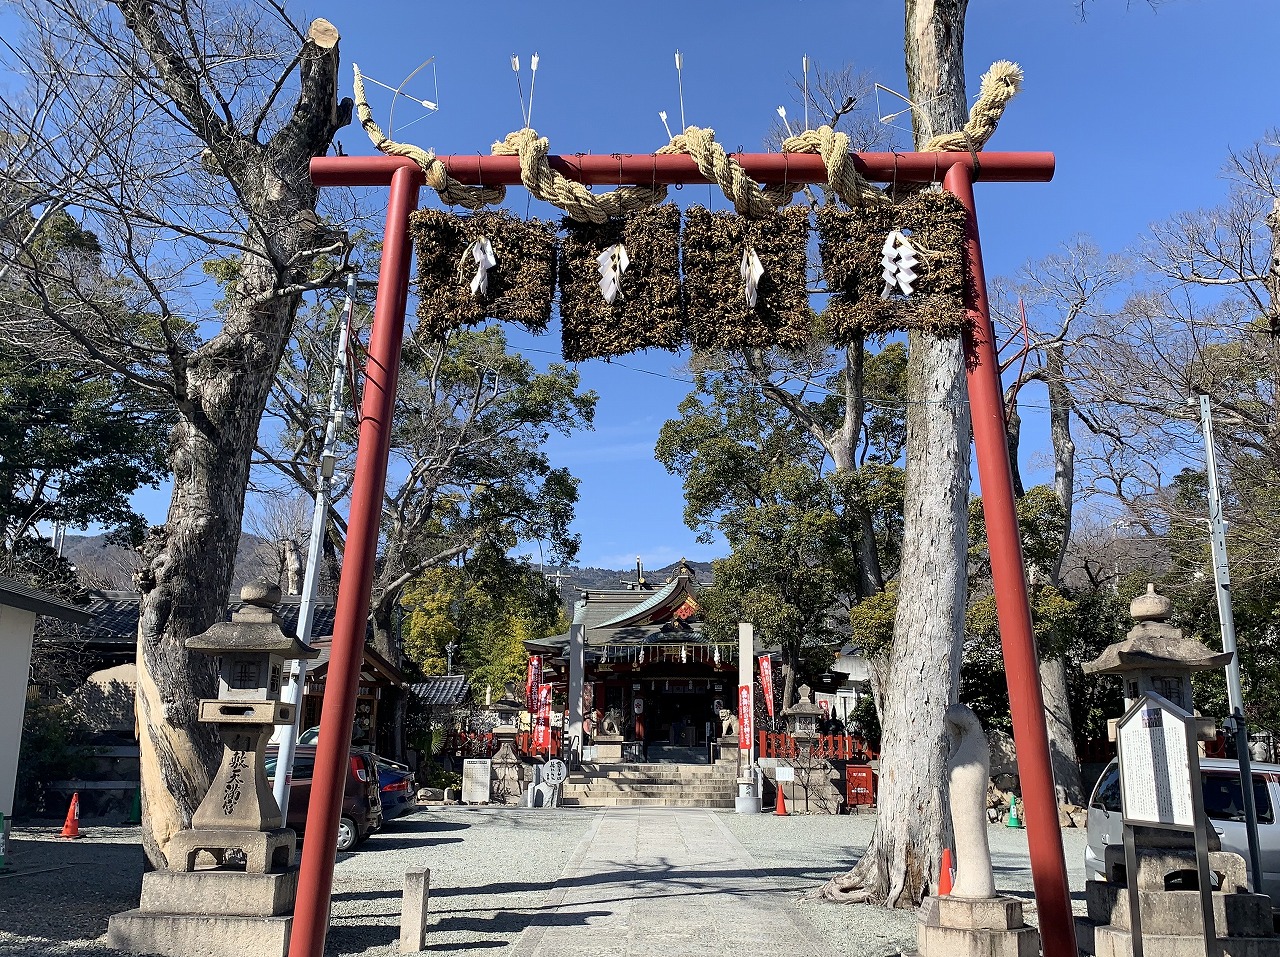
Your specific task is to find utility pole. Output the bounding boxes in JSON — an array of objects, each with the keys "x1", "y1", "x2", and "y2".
[
  {"x1": 1197, "y1": 393, "x2": 1262, "y2": 892},
  {"x1": 272, "y1": 273, "x2": 357, "y2": 817}
]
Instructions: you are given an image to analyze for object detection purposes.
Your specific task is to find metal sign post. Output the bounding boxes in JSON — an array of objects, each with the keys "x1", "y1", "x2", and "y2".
[{"x1": 1116, "y1": 692, "x2": 1218, "y2": 957}]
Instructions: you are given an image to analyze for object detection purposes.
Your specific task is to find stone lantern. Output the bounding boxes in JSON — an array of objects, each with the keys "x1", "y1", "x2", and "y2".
[
  {"x1": 110, "y1": 580, "x2": 317, "y2": 957},
  {"x1": 490, "y1": 682, "x2": 526, "y2": 803},
  {"x1": 1082, "y1": 583, "x2": 1231, "y2": 712},
  {"x1": 783, "y1": 684, "x2": 823, "y2": 744}
]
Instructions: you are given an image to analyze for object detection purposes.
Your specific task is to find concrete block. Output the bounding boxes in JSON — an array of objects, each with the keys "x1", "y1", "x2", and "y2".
[
  {"x1": 107, "y1": 909, "x2": 290, "y2": 957},
  {"x1": 937, "y1": 896, "x2": 1025, "y2": 931},
  {"x1": 1094, "y1": 925, "x2": 1280, "y2": 957},
  {"x1": 1103, "y1": 845, "x2": 1246, "y2": 891},
  {"x1": 1086, "y1": 881, "x2": 1272, "y2": 937},
  {"x1": 138, "y1": 868, "x2": 298, "y2": 918},
  {"x1": 400, "y1": 867, "x2": 430, "y2": 952},
  {"x1": 917, "y1": 920, "x2": 1041, "y2": 957}
]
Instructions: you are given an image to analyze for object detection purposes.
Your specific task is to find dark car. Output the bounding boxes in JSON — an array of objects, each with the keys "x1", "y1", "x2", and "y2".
[
  {"x1": 376, "y1": 756, "x2": 418, "y2": 821},
  {"x1": 265, "y1": 745, "x2": 383, "y2": 851}
]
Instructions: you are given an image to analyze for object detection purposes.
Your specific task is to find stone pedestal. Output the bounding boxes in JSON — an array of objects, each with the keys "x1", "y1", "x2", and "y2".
[
  {"x1": 594, "y1": 734, "x2": 625, "y2": 763},
  {"x1": 912, "y1": 895, "x2": 1040, "y2": 957},
  {"x1": 109, "y1": 869, "x2": 297, "y2": 957},
  {"x1": 1077, "y1": 846, "x2": 1280, "y2": 957}
]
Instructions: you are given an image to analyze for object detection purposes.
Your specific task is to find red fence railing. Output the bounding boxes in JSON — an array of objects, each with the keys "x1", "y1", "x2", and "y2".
[
  {"x1": 440, "y1": 729, "x2": 564, "y2": 760},
  {"x1": 757, "y1": 731, "x2": 878, "y2": 762}
]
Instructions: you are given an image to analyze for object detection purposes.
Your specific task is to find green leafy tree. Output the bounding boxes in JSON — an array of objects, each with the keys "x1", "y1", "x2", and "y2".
[
  {"x1": 401, "y1": 549, "x2": 566, "y2": 695},
  {"x1": 259, "y1": 319, "x2": 596, "y2": 657},
  {"x1": 657, "y1": 354, "x2": 907, "y2": 706}
]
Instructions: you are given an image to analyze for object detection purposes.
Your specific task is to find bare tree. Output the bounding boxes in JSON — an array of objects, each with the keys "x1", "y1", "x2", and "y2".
[
  {"x1": 988, "y1": 238, "x2": 1130, "y2": 803},
  {"x1": 0, "y1": 0, "x2": 352, "y2": 865}
]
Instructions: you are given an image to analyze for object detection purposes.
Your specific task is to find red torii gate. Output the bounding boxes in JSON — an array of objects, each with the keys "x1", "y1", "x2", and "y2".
[{"x1": 290, "y1": 149, "x2": 1073, "y2": 957}]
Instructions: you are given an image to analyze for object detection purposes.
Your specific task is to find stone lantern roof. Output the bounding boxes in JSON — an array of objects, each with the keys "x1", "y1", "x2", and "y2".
[
  {"x1": 1082, "y1": 583, "x2": 1231, "y2": 677},
  {"x1": 185, "y1": 579, "x2": 318, "y2": 658},
  {"x1": 782, "y1": 684, "x2": 824, "y2": 720}
]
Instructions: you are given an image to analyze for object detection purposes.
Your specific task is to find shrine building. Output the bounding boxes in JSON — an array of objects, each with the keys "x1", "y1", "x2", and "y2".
[{"x1": 525, "y1": 559, "x2": 739, "y2": 755}]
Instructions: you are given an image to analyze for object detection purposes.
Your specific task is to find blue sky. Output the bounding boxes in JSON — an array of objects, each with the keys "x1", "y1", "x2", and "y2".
[{"x1": 124, "y1": 0, "x2": 1278, "y2": 569}]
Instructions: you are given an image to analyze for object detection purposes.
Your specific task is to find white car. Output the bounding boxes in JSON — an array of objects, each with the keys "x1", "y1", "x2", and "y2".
[{"x1": 1085, "y1": 756, "x2": 1280, "y2": 904}]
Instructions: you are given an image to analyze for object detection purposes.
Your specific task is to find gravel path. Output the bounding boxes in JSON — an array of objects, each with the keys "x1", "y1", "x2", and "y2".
[
  {"x1": 0, "y1": 808, "x2": 1088, "y2": 957},
  {"x1": 720, "y1": 810, "x2": 1089, "y2": 957}
]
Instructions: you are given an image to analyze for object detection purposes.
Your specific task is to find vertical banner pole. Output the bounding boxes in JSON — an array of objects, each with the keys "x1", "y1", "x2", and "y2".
[{"x1": 943, "y1": 162, "x2": 1076, "y2": 957}]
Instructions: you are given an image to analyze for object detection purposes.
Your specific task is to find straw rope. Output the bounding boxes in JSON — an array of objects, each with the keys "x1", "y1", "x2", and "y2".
[
  {"x1": 922, "y1": 60, "x2": 1023, "y2": 153},
  {"x1": 490, "y1": 129, "x2": 667, "y2": 223},
  {"x1": 780, "y1": 125, "x2": 886, "y2": 206},
  {"x1": 657, "y1": 126, "x2": 800, "y2": 218},
  {"x1": 353, "y1": 65, "x2": 506, "y2": 209}
]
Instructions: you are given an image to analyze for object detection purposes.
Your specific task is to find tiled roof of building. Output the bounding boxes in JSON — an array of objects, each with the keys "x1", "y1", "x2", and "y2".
[
  {"x1": 408, "y1": 675, "x2": 471, "y2": 707},
  {"x1": 0, "y1": 576, "x2": 94, "y2": 624},
  {"x1": 75, "y1": 591, "x2": 339, "y2": 645}
]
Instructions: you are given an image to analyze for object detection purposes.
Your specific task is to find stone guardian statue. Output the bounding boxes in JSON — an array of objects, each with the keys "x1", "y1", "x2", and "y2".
[{"x1": 944, "y1": 703, "x2": 996, "y2": 898}]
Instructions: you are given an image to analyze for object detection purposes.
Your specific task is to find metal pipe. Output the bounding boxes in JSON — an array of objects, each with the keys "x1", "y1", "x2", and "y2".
[
  {"x1": 944, "y1": 162, "x2": 1076, "y2": 957},
  {"x1": 312, "y1": 151, "x2": 1055, "y2": 188},
  {"x1": 1198, "y1": 393, "x2": 1263, "y2": 891},
  {"x1": 288, "y1": 164, "x2": 422, "y2": 957},
  {"x1": 273, "y1": 272, "x2": 356, "y2": 818}
]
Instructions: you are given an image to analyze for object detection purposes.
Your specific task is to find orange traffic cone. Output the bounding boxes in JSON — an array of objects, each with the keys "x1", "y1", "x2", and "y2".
[
  {"x1": 775, "y1": 785, "x2": 788, "y2": 816},
  {"x1": 939, "y1": 847, "x2": 954, "y2": 895},
  {"x1": 59, "y1": 792, "x2": 81, "y2": 839}
]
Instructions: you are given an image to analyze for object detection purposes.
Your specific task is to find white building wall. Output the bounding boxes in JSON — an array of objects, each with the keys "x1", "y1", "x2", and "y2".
[{"x1": 0, "y1": 604, "x2": 37, "y2": 818}]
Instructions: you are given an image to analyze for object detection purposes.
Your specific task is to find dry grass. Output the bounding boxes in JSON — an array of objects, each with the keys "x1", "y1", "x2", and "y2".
[
  {"x1": 410, "y1": 209, "x2": 556, "y2": 339},
  {"x1": 682, "y1": 204, "x2": 813, "y2": 352},
  {"x1": 817, "y1": 191, "x2": 970, "y2": 341},
  {"x1": 558, "y1": 204, "x2": 684, "y2": 361}
]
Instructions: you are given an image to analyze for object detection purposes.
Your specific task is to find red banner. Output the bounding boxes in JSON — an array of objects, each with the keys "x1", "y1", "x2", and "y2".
[
  {"x1": 759, "y1": 655, "x2": 775, "y2": 719},
  {"x1": 534, "y1": 683, "x2": 552, "y2": 754},
  {"x1": 738, "y1": 683, "x2": 752, "y2": 751},
  {"x1": 526, "y1": 655, "x2": 542, "y2": 712}
]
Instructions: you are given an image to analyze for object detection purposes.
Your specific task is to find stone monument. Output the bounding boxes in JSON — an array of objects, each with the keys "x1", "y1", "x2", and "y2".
[
  {"x1": 913, "y1": 703, "x2": 1041, "y2": 957},
  {"x1": 1076, "y1": 585, "x2": 1280, "y2": 957},
  {"x1": 489, "y1": 682, "x2": 527, "y2": 803},
  {"x1": 108, "y1": 581, "x2": 317, "y2": 957}
]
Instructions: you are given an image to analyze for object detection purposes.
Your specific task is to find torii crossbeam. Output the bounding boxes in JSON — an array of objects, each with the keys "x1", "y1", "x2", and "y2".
[{"x1": 290, "y1": 149, "x2": 1072, "y2": 957}]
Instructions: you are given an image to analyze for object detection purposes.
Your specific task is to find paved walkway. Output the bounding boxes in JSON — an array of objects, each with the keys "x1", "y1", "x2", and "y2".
[{"x1": 508, "y1": 808, "x2": 826, "y2": 957}]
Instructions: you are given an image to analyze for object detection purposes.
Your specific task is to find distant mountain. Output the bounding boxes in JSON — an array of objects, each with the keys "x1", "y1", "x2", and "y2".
[
  {"x1": 64, "y1": 533, "x2": 720, "y2": 602},
  {"x1": 543, "y1": 559, "x2": 716, "y2": 594},
  {"x1": 63, "y1": 530, "x2": 281, "y2": 593}
]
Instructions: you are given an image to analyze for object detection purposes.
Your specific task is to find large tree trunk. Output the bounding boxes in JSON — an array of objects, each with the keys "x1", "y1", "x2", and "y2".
[
  {"x1": 817, "y1": 0, "x2": 971, "y2": 907},
  {"x1": 136, "y1": 321, "x2": 287, "y2": 863},
  {"x1": 125, "y1": 10, "x2": 351, "y2": 866},
  {"x1": 1043, "y1": 342, "x2": 1084, "y2": 803}
]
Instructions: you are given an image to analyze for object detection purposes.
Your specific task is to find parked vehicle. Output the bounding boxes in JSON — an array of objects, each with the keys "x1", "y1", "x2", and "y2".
[
  {"x1": 1086, "y1": 756, "x2": 1280, "y2": 904},
  {"x1": 292, "y1": 727, "x2": 416, "y2": 823},
  {"x1": 265, "y1": 745, "x2": 383, "y2": 852},
  {"x1": 376, "y1": 756, "x2": 418, "y2": 820}
]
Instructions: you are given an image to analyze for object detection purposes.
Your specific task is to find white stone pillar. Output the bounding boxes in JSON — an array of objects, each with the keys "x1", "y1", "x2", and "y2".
[
  {"x1": 566, "y1": 624, "x2": 585, "y2": 765},
  {"x1": 735, "y1": 622, "x2": 761, "y2": 812}
]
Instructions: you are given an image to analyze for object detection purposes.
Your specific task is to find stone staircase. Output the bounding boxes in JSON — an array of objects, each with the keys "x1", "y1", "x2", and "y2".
[{"x1": 560, "y1": 750, "x2": 740, "y2": 809}]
